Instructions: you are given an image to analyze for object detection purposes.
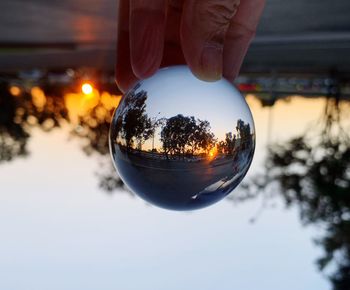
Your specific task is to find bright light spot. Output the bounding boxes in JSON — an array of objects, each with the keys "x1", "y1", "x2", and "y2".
[
  {"x1": 208, "y1": 147, "x2": 218, "y2": 160},
  {"x1": 31, "y1": 86, "x2": 46, "y2": 109},
  {"x1": 9, "y1": 86, "x2": 21, "y2": 96},
  {"x1": 82, "y1": 83, "x2": 93, "y2": 95}
]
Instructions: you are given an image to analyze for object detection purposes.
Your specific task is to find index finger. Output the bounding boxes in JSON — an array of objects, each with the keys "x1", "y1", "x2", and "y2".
[
  {"x1": 130, "y1": 0, "x2": 168, "y2": 79},
  {"x1": 115, "y1": 0, "x2": 139, "y2": 92}
]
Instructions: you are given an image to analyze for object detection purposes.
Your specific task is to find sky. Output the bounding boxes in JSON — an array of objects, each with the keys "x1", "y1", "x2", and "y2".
[
  {"x1": 131, "y1": 66, "x2": 254, "y2": 149},
  {"x1": 0, "y1": 95, "x2": 331, "y2": 290},
  {"x1": 136, "y1": 66, "x2": 255, "y2": 151}
]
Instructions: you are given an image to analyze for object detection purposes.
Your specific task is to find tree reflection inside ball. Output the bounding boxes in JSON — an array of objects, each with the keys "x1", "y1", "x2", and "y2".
[{"x1": 110, "y1": 66, "x2": 255, "y2": 210}]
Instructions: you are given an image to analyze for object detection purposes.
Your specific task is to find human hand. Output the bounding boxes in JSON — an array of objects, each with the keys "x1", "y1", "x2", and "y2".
[{"x1": 116, "y1": 0, "x2": 266, "y2": 92}]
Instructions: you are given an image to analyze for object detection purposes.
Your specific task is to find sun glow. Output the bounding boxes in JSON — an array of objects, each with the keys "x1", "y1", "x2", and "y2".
[
  {"x1": 64, "y1": 89, "x2": 121, "y2": 124},
  {"x1": 81, "y1": 83, "x2": 93, "y2": 95},
  {"x1": 208, "y1": 146, "x2": 218, "y2": 159}
]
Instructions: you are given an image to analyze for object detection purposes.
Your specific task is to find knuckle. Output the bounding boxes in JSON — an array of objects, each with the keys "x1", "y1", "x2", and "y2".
[{"x1": 207, "y1": 27, "x2": 227, "y2": 47}]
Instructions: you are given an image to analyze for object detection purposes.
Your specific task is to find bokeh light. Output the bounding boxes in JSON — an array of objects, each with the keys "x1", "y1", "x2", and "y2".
[
  {"x1": 82, "y1": 83, "x2": 93, "y2": 95},
  {"x1": 9, "y1": 85, "x2": 21, "y2": 97}
]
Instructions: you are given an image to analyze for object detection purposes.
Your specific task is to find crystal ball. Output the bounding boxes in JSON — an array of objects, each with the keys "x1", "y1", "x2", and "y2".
[{"x1": 110, "y1": 66, "x2": 255, "y2": 210}]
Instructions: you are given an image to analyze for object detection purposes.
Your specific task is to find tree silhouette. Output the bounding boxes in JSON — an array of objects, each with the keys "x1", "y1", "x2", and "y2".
[
  {"x1": 0, "y1": 81, "x2": 67, "y2": 163},
  {"x1": 160, "y1": 114, "x2": 216, "y2": 159},
  {"x1": 0, "y1": 77, "x2": 124, "y2": 193},
  {"x1": 224, "y1": 132, "x2": 236, "y2": 155},
  {"x1": 114, "y1": 87, "x2": 152, "y2": 151},
  {"x1": 235, "y1": 97, "x2": 350, "y2": 290},
  {"x1": 0, "y1": 82, "x2": 29, "y2": 162},
  {"x1": 195, "y1": 119, "x2": 216, "y2": 155},
  {"x1": 217, "y1": 120, "x2": 252, "y2": 156},
  {"x1": 161, "y1": 114, "x2": 195, "y2": 158},
  {"x1": 236, "y1": 119, "x2": 252, "y2": 150}
]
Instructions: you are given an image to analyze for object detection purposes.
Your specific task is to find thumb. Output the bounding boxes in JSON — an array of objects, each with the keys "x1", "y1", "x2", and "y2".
[{"x1": 181, "y1": 0, "x2": 240, "y2": 81}]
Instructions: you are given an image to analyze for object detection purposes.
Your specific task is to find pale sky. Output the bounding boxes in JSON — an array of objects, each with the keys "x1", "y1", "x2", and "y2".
[
  {"x1": 135, "y1": 66, "x2": 255, "y2": 150},
  {"x1": 0, "y1": 95, "x2": 331, "y2": 290}
]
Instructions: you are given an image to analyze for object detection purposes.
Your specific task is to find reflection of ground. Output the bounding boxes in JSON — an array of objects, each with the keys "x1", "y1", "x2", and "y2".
[
  {"x1": 112, "y1": 144, "x2": 253, "y2": 210},
  {"x1": 196, "y1": 149, "x2": 253, "y2": 199}
]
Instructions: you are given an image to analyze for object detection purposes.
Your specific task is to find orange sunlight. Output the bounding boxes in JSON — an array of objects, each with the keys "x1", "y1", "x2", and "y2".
[
  {"x1": 31, "y1": 86, "x2": 47, "y2": 110},
  {"x1": 65, "y1": 89, "x2": 121, "y2": 124},
  {"x1": 9, "y1": 85, "x2": 21, "y2": 97},
  {"x1": 208, "y1": 146, "x2": 218, "y2": 160},
  {"x1": 81, "y1": 83, "x2": 93, "y2": 95}
]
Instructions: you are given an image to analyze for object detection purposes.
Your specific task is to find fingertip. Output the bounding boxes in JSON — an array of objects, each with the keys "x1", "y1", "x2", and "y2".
[
  {"x1": 184, "y1": 45, "x2": 223, "y2": 82},
  {"x1": 181, "y1": 0, "x2": 240, "y2": 82},
  {"x1": 115, "y1": 38, "x2": 139, "y2": 93},
  {"x1": 116, "y1": 0, "x2": 138, "y2": 93},
  {"x1": 222, "y1": 0, "x2": 266, "y2": 81},
  {"x1": 223, "y1": 69, "x2": 238, "y2": 83},
  {"x1": 115, "y1": 66, "x2": 138, "y2": 93},
  {"x1": 130, "y1": 3, "x2": 167, "y2": 80},
  {"x1": 115, "y1": 76, "x2": 131, "y2": 94},
  {"x1": 199, "y1": 45, "x2": 223, "y2": 81},
  {"x1": 131, "y1": 55, "x2": 161, "y2": 80},
  {"x1": 130, "y1": 13, "x2": 164, "y2": 80},
  {"x1": 223, "y1": 23, "x2": 256, "y2": 82},
  {"x1": 190, "y1": 68, "x2": 222, "y2": 83}
]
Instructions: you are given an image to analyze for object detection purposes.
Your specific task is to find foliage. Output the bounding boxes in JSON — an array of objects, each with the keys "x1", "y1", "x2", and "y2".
[
  {"x1": 238, "y1": 97, "x2": 350, "y2": 290},
  {"x1": 114, "y1": 88, "x2": 153, "y2": 150},
  {"x1": 160, "y1": 114, "x2": 215, "y2": 159},
  {"x1": 0, "y1": 81, "x2": 67, "y2": 163}
]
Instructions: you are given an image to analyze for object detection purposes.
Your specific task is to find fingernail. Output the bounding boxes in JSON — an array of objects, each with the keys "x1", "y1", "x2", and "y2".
[{"x1": 199, "y1": 45, "x2": 223, "y2": 81}]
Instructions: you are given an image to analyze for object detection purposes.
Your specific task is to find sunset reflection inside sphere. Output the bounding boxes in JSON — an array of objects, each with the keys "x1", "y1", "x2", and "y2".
[{"x1": 110, "y1": 66, "x2": 255, "y2": 210}]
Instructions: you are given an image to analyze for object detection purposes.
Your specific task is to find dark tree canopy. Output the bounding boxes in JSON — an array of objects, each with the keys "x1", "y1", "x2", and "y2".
[
  {"x1": 236, "y1": 97, "x2": 350, "y2": 290},
  {"x1": 114, "y1": 88, "x2": 153, "y2": 150},
  {"x1": 160, "y1": 114, "x2": 215, "y2": 159},
  {"x1": 0, "y1": 78, "x2": 123, "y2": 191},
  {"x1": 225, "y1": 132, "x2": 236, "y2": 155},
  {"x1": 0, "y1": 81, "x2": 67, "y2": 163},
  {"x1": 236, "y1": 119, "x2": 253, "y2": 150}
]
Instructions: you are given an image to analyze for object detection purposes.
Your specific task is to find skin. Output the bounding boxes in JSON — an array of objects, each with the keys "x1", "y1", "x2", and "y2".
[{"x1": 116, "y1": 0, "x2": 266, "y2": 92}]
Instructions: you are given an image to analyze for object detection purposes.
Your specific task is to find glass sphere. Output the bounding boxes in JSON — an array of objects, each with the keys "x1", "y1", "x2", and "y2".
[{"x1": 110, "y1": 66, "x2": 255, "y2": 210}]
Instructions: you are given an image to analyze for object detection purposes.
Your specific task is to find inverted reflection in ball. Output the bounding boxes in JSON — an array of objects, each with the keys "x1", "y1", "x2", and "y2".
[{"x1": 110, "y1": 66, "x2": 255, "y2": 210}]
